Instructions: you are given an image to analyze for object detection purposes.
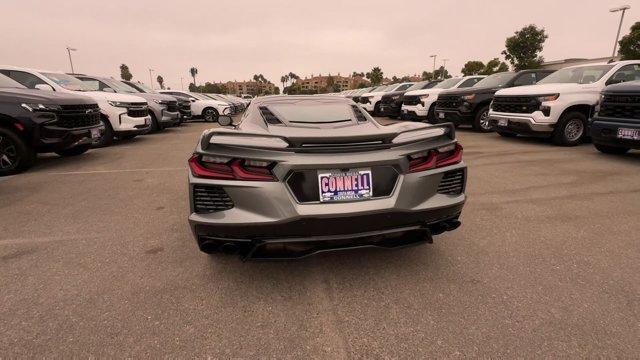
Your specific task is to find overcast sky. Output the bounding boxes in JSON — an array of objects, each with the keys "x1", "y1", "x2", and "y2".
[{"x1": 2, "y1": 0, "x2": 638, "y2": 90}]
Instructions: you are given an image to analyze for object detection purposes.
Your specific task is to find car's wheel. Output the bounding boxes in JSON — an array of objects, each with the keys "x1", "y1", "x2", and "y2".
[
  {"x1": 0, "y1": 127, "x2": 35, "y2": 176},
  {"x1": 472, "y1": 106, "x2": 493, "y2": 132},
  {"x1": 497, "y1": 131, "x2": 518, "y2": 138},
  {"x1": 426, "y1": 104, "x2": 437, "y2": 123},
  {"x1": 93, "y1": 117, "x2": 114, "y2": 148},
  {"x1": 202, "y1": 107, "x2": 219, "y2": 122},
  {"x1": 149, "y1": 112, "x2": 161, "y2": 132},
  {"x1": 552, "y1": 111, "x2": 587, "y2": 146},
  {"x1": 594, "y1": 143, "x2": 630, "y2": 154},
  {"x1": 373, "y1": 102, "x2": 381, "y2": 116},
  {"x1": 55, "y1": 144, "x2": 91, "y2": 157}
]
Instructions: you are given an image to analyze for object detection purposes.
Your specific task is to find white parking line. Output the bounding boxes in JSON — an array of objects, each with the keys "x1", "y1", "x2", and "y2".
[{"x1": 45, "y1": 167, "x2": 186, "y2": 175}]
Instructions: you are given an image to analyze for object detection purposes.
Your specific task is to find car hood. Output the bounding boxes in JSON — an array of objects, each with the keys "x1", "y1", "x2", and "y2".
[
  {"x1": 0, "y1": 88, "x2": 97, "y2": 105},
  {"x1": 382, "y1": 91, "x2": 406, "y2": 98},
  {"x1": 440, "y1": 86, "x2": 498, "y2": 96},
  {"x1": 603, "y1": 80, "x2": 640, "y2": 93},
  {"x1": 127, "y1": 92, "x2": 177, "y2": 102},
  {"x1": 361, "y1": 91, "x2": 386, "y2": 97},
  {"x1": 405, "y1": 88, "x2": 447, "y2": 96},
  {"x1": 495, "y1": 83, "x2": 600, "y2": 96},
  {"x1": 198, "y1": 99, "x2": 228, "y2": 106},
  {"x1": 83, "y1": 91, "x2": 147, "y2": 103}
]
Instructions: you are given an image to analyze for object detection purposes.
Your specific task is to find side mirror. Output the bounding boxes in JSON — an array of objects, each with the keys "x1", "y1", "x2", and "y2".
[
  {"x1": 103, "y1": 88, "x2": 116, "y2": 93},
  {"x1": 34, "y1": 84, "x2": 54, "y2": 91},
  {"x1": 217, "y1": 115, "x2": 233, "y2": 126}
]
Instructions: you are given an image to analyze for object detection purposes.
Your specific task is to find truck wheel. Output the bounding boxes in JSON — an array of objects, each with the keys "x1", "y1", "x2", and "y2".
[
  {"x1": 149, "y1": 112, "x2": 162, "y2": 132},
  {"x1": 426, "y1": 104, "x2": 437, "y2": 123},
  {"x1": 0, "y1": 127, "x2": 36, "y2": 176},
  {"x1": 553, "y1": 111, "x2": 586, "y2": 146},
  {"x1": 93, "y1": 117, "x2": 114, "y2": 148},
  {"x1": 202, "y1": 107, "x2": 219, "y2": 122},
  {"x1": 594, "y1": 143, "x2": 630, "y2": 154},
  {"x1": 55, "y1": 144, "x2": 91, "y2": 157},
  {"x1": 472, "y1": 106, "x2": 493, "y2": 132},
  {"x1": 497, "y1": 131, "x2": 518, "y2": 138}
]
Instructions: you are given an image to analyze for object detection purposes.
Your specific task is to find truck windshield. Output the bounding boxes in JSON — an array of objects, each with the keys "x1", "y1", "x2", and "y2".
[
  {"x1": 537, "y1": 65, "x2": 615, "y2": 84},
  {"x1": 130, "y1": 82, "x2": 155, "y2": 93},
  {"x1": 434, "y1": 78, "x2": 462, "y2": 89},
  {"x1": 42, "y1": 73, "x2": 93, "y2": 91},
  {"x1": 0, "y1": 74, "x2": 26, "y2": 89},
  {"x1": 102, "y1": 78, "x2": 140, "y2": 93},
  {"x1": 472, "y1": 72, "x2": 515, "y2": 88},
  {"x1": 392, "y1": 83, "x2": 414, "y2": 91}
]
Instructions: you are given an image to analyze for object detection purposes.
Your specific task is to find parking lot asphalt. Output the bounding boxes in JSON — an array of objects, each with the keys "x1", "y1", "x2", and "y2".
[{"x1": 1, "y1": 119, "x2": 639, "y2": 357}]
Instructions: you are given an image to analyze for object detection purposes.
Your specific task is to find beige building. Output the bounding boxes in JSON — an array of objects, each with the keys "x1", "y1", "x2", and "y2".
[
  {"x1": 225, "y1": 81, "x2": 276, "y2": 96},
  {"x1": 295, "y1": 74, "x2": 369, "y2": 92}
]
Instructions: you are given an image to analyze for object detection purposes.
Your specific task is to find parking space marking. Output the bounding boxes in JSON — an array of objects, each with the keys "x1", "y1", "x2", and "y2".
[{"x1": 45, "y1": 167, "x2": 187, "y2": 175}]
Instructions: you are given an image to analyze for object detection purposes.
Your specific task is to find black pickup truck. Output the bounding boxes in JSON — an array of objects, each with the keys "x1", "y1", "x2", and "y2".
[
  {"x1": 434, "y1": 70, "x2": 554, "y2": 132},
  {"x1": 591, "y1": 81, "x2": 640, "y2": 154},
  {"x1": 379, "y1": 80, "x2": 440, "y2": 118},
  {"x1": 0, "y1": 74, "x2": 102, "y2": 176}
]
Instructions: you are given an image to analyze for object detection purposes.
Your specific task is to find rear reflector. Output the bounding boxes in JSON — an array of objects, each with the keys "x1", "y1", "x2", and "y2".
[
  {"x1": 408, "y1": 143, "x2": 463, "y2": 173},
  {"x1": 189, "y1": 154, "x2": 276, "y2": 181}
]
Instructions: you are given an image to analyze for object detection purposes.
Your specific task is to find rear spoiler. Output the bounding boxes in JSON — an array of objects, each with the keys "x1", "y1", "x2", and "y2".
[{"x1": 201, "y1": 123, "x2": 456, "y2": 152}]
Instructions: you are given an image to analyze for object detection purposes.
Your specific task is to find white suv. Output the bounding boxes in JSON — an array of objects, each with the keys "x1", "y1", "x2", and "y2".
[
  {"x1": 359, "y1": 83, "x2": 414, "y2": 115},
  {"x1": 401, "y1": 76, "x2": 485, "y2": 121},
  {"x1": 0, "y1": 65, "x2": 151, "y2": 147},
  {"x1": 159, "y1": 90, "x2": 231, "y2": 122},
  {"x1": 489, "y1": 60, "x2": 640, "y2": 146}
]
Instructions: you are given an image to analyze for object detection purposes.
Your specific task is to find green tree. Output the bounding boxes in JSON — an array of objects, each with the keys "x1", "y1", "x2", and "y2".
[
  {"x1": 502, "y1": 24, "x2": 548, "y2": 70},
  {"x1": 421, "y1": 71, "x2": 434, "y2": 81},
  {"x1": 120, "y1": 64, "x2": 133, "y2": 81},
  {"x1": 288, "y1": 72, "x2": 299, "y2": 82},
  {"x1": 366, "y1": 67, "x2": 384, "y2": 85},
  {"x1": 280, "y1": 74, "x2": 289, "y2": 91},
  {"x1": 618, "y1": 22, "x2": 640, "y2": 60},
  {"x1": 352, "y1": 71, "x2": 365, "y2": 77},
  {"x1": 189, "y1": 67, "x2": 198, "y2": 88},
  {"x1": 156, "y1": 75, "x2": 164, "y2": 90},
  {"x1": 433, "y1": 66, "x2": 451, "y2": 79},
  {"x1": 482, "y1": 58, "x2": 510, "y2": 74},
  {"x1": 461, "y1": 61, "x2": 485, "y2": 76},
  {"x1": 273, "y1": 87, "x2": 280, "y2": 95}
]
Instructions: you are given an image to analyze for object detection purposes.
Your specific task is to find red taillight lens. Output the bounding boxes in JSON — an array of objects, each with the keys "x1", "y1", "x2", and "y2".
[
  {"x1": 188, "y1": 155, "x2": 276, "y2": 181},
  {"x1": 408, "y1": 143, "x2": 463, "y2": 173}
]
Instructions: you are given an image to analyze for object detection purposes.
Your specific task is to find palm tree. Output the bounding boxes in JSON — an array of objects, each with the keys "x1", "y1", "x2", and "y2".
[
  {"x1": 189, "y1": 67, "x2": 198, "y2": 88},
  {"x1": 280, "y1": 75, "x2": 289, "y2": 93},
  {"x1": 156, "y1": 75, "x2": 164, "y2": 90}
]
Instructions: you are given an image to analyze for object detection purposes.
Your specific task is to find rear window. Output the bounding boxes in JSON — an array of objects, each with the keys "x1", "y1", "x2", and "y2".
[{"x1": 269, "y1": 103, "x2": 356, "y2": 123}]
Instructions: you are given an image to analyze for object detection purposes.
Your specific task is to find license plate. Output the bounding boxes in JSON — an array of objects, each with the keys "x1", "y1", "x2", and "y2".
[
  {"x1": 498, "y1": 118, "x2": 508, "y2": 126},
  {"x1": 90, "y1": 128, "x2": 101, "y2": 139},
  {"x1": 617, "y1": 128, "x2": 640, "y2": 140},
  {"x1": 438, "y1": 112, "x2": 445, "y2": 119},
  {"x1": 402, "y1": 109, "x2": 408, "y2": 114},
  {"x1": 318, "y1": 169, "x2": 373, "y2": 202}
]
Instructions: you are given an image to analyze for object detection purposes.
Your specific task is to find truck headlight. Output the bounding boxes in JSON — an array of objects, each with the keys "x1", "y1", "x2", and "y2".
[
  {"x1": 536, "y1": 94, "x2": 559, "y2": 102},
  {"x1": 107, "y1": 101, "x2": 130, "y2": 108},
  {"x1": 21, "y1": 103, "x2": 62, "y2": 112},
  {"x1": 462, "y1": 94, "x2": 475, "y2": 101}
]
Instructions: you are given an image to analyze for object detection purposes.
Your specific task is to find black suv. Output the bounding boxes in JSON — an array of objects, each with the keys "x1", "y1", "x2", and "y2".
[
  {"x1": 123, "y1": 80, "x2": 192, "y2": 123},
  {"x1": 434, "y1": 70, "x2": 554, "y2": 132},
  {"x1": 591, "y1": 81, "x2": 640, "y2": 154},
  {"x1": 0, "y1": 74, "x2": 102, "y2": 176},
  {"x1": 379, "y1": 80, "x2": 440, "y2": 118}
]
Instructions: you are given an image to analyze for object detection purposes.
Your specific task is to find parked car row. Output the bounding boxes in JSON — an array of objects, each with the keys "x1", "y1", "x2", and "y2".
[
  {"x1": 342, "y1": 60, "x2": 640, "y2": 154},
  {"x1": 0, "y1": 65, "x2": 247, "y2": 176}
]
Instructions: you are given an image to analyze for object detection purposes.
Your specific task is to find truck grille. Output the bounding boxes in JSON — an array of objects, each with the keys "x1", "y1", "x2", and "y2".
[
  {"x1": 436, "y1": 95, "x2": 462, "y2": 110},
  {"x1": 166, "y1": 101, "x2": 178, "y2": 112},
  {"x1": 52, "y1": 104, "x2": 101, "y2": 128},
  {"x1": 360, "y1": 97, "x2": 371, "y2": 104},
  {"x1": 437, "y1": 169, "x2": 465, "y2": 195},
  {"x1": 381, "y1": 95, "x2": 395, "y2": 104},
  {"x1": 598, "y1": 94, "x2": 640, "y2": 120},
  {"x1": 491, "y1": 96, "x2": 539, "y2": 114},
  {"x1": 193, "y1": 185, "x2": 234, "y2": 213},
  {"x1": 403, "y1": 95, "x2": 421, "y2": 106},
  {"x1": 127, "y1": 107, "x2": 149, "y2": 118}
]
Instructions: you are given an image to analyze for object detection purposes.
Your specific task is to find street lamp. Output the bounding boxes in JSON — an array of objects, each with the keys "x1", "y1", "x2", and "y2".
[
  {"x1": 429, "y1": 55, "x2": 437, "y2": 77},
  {"x1": 610, "y1": 5, "x2": 631, "y2": 58},
  {"x1": 66, "y1": 46, "x2": 77, "y2": 73},
  {"x1": 442, "y1": 59, "x2": 449, "y2": 79},
  {"x1": 148, "y1": 69, "x2": 155, "y2": 90}
]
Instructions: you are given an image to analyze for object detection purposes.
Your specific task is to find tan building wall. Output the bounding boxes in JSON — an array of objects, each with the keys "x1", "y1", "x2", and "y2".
[
  {"x1": 295, "y1": 74, "x2": 370, "y2": 92},
  {"x1": 225, "y1": 81, "x2": 276, "y2": 96}
]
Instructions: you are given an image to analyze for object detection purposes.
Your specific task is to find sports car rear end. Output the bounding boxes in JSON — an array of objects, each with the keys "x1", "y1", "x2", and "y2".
[{"x1": 188, "y1": 95, "x2": 467, "y2": 259}]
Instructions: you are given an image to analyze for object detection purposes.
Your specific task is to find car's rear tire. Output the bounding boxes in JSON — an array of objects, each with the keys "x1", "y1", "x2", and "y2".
[
  {"x1": 472, "y1": 106, "x2": 493, "y2": 132},
  {"x1": 594, "y1": 143, "x2": 630, "y2": 154},
  {"x1": 0, "y1": 127, "x2": 36, "y2": 176},
  {"x1": 497, "y1": 131, "x2": 518, "y2": 138},
  {"x1": 552, "y1": 111, "x2": 587, "y2": 146},
  {"x1": 55, "y1": 144, "x2": 91, "y2": 157},
  {"x1": 202, "y1": 107, "x2": 219, "y2": 122},
  {"x1": 93, "y1": 117, "x2": 114, "y2": 148}
]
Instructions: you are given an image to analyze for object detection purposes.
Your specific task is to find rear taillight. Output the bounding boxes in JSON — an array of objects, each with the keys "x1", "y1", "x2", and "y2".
[
  {"x1": 188, "y1": 155, "x2": 277, "y2": 181},
  {"x1": 408, "y1": 143, "x2": 463, "y2": 173}
]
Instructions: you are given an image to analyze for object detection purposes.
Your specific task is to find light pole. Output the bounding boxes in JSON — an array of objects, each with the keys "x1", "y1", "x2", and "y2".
[
  {"x1": 429, "y1": 55, "x2": 437, "y2": 78},
  {"x1": 148, "y1": 69, "x2": 155, "y2": 90},
  {"x1": 66, "y1": 46, "x2": 77, "y2": 73},
  {"x1": 610, "y1": 5, "x2": 631, "y2": 58},
  {"x1": 442, "y1": 59, "x2": 449, "y2": 79}
]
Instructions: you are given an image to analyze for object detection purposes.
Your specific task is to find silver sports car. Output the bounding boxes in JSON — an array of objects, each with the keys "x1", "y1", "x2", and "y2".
[{"x1": 188, "y1": 95, "x2": 467, "y2": 259}]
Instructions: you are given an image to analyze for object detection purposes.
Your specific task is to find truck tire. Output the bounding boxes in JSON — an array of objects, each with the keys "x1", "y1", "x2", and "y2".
[
  {"x1": 594, "y1": 143, "x2": 630, "y2": 154},
  {"x1": 552, "y1": 111, "x2": 586, "y2": 146},
  {"x1": 472, "y1": 106, "x2": 493, "y2": 132},
  {"x1": 202, "y1": 107, "x2": 219, "y2": 122},
  {"x1": 149, "y1": 112, "x2": 162, "y2": 132},
  {"x1": 426, "y1": 104, "x2": 437, "y2": 123},
  {"x1": 0, "y1": 126, "x2": 36, "y2": 176},
  {"x1": 55, "y1": 144, "x2": 91, "y2": 157},
  {"x1": 93, "y1": 117, "x2": 114, "y2": 148}
]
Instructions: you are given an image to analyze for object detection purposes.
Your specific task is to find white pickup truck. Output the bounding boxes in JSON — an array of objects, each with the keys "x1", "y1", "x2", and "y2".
[
  {"x1": 488, "y1": 60, "x2": 640, "y2": 146},
  {"x1": 401, "y1": 76, "x2": 484, "y2": 121},
  {"x1": 159, "y1": 90, "x2": 231, "y2": 122},
  {"x1": 359, "y1": 83, "x2": 414, "y2": 116}
]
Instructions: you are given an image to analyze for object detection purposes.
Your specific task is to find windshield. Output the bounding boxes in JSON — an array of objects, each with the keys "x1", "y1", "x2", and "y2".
[
  {"x1": 472, "y1": 72, "x2": 515, "y2": 88},
  {"x1": 434, "y1": 78, "x2": 462, "y2": 89},
  {"x1": 128, "y1": 81, "x2": 155, "y2": 93},
  {"x1": 371, "y1": 85, "x2": 389, "y2": 92},
  {"x1": 406, "y1": 82, "x2": 429, "y2": 91},
  {"x1": 101, "y1": 78, "x2": 140, "y2": 93},
  {"x1": 0, "y1": 74, "x2": 26, "y2": 89},
  {"x1": 270, "y1": 103, "x2": 357, "y2": 123},
  {"x1": 42, "y1": 72, "x2": 93, "y2": 91},
  {"x1": 190, "y1": 93, "x2": 213, "y2": 100},
  {"x1": 393, "y1": 83, "x2": 413, "y2": 91},
  {"x1": 537, "y1": 65, "x2": 614, "y2": 84}
]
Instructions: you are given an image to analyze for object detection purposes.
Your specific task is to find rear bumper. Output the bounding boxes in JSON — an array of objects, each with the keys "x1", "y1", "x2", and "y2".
[{"x1": 591, "y1": 118, "x2": 640, "y2": 149}]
